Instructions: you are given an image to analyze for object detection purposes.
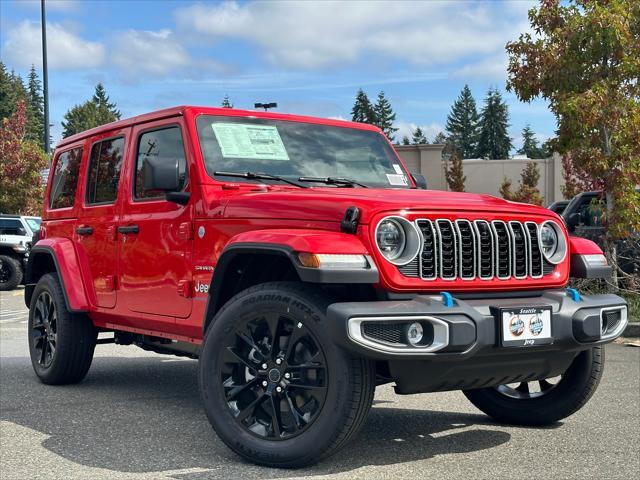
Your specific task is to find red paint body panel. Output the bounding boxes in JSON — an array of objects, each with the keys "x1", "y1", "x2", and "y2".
[
  {"x1": 34, "y1": 238, "x2": 90, "y2": 311},
  {"x1": 37, "y1": 106, "x2": 575, "y2": 343},
  {"x1": 227, "y1": 229, "x2": 370, "y2": 254},
  {"x1": 569, "y1": 236, "x2": 604, "y2": 255}
]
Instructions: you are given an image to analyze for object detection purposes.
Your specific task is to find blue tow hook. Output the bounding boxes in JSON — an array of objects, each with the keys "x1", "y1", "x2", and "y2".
[
  {"x1": 440, "y1": 291, "x2": 454, "y2": 308},
  {"x1": 566, "y1": 288, "x2": 581, "y2": 302}
]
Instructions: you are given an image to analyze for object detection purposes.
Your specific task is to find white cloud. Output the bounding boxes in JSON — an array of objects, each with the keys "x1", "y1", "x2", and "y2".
[
  {"x1": 174, "y1": 1, "x2": 528, "y2": 70},
  {"x1": 2, "y1": 20, "x2": 105, "y2": 69},
  {"x1": 111, "y1": 29, "x2": 191, "y2": 77},
  {"x1": 452, "y1": 53, "x2": 509, "y2": 81},
  {"x1": 395, "y1": 121, "x2": 444, "y2": 143}
]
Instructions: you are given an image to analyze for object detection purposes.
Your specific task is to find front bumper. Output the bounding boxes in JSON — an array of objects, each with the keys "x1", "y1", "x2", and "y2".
[{"x1": 327, "y1": 289, "x2": 627, "y2": 394}]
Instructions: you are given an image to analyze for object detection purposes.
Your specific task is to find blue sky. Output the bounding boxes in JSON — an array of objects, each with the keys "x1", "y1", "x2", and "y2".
[{"x1": 0, "y1": 0, "x2": 555, "y2": 151}]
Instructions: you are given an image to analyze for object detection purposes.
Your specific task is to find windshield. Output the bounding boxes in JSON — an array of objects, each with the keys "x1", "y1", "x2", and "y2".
[
  {"x1": 196, "y1": 115, "x2": 410, "y2": 188},
  {"x1": 24, "y1": 217, "x2": 41, "y2": 232}
]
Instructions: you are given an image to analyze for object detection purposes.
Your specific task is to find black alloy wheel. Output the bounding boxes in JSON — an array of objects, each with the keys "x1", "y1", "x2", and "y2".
[
  {"x1": 494, "y1": 375, "x2": 562, "y2": 400},
  {"x1": 31, "y1": 291, "x2": 58, "y2": 368},
  {"x1": 220, "y1": 312, "x2": 328, "y2": 440}
]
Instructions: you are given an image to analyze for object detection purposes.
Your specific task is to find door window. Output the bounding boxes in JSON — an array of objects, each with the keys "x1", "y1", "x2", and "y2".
[
  {"x1": 49, "y1": 147, "x2": 83, "y2": 209},
  {"x1": 0, "y1": 219, "x2": 26, "y2": 235},
  {"x1": 86, "y1": 137, "x2": 125, "y2": 205},
  {"x1": 134, "y1": 127, "x2": 187, "y2": 199}
]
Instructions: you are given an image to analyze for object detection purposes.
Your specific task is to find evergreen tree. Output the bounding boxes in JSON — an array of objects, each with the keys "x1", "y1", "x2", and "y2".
[
  {"x1": 517, "y1": 124, "x2": 544, "y2": 158},
  {"x1": 373, "y1": 91, "x2": 397, "y2": 141},
  {"x1": 476, "y1": 88, "x2": 512, "y2": 159},
  {"x1": 350, "y1": 88, "x2": 376, "y2": 124},
  {"x1": 445, "y1": 150, "x2": 466, "y2": 192},
  {"x1": 411, "y1": 127, "x2": 427, "y2": 144},
  {"x1": 25, "y1": 65, "x2": 44, "y2": 149},
  {"x1": 445, "y1": 85, "x2": 480, "y2": 158},
  {"x1": 499, "y1": 162, "x2": 543, "y2": 205},
  {"x1": 62, "y1": 83, "x2": 121, "y2": 138},
  {"x1": 432, "y1": 131, "x2": 447, "y2": 144},
  {"x1": 221, "y1": 94, "x2": 233, "y2": 108},
  {"x1": 0, "y1": 63, "x2": 27, "y2": 121},
  {"x1": 401, "y1": 135, "x2": 410, "y2": 145}
]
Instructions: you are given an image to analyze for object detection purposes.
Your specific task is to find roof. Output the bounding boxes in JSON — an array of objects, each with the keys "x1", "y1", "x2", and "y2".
[{"x1": 57, "y1": 105, "x2": 381, "y2": 148}]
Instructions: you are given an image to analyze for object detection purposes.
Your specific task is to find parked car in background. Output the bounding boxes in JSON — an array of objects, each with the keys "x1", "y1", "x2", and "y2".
[
  {"x1": 25, "y1": 106, "x2": 627, "y2": 468},
  {"x1": 0, "y1": 215, "x2": 41, "y2": 290},
  {"x1": 547, "y1": 200, "x2": 569, "y2": 215},
  {"x1": 562, "y1": 189, "x2": 639, "y2": 275}
]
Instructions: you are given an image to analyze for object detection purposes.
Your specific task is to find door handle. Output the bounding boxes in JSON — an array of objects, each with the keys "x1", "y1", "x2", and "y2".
[
  {"x1": 117, "y1": 225, "x2": 139, "y2": 234},
  {"x1": 76, "y1": 226, "x2": 94, "y2": 236}
]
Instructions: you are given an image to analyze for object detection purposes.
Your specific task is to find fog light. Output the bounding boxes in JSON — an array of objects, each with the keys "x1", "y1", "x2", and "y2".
[{"x1": 405, "y1": 322, "x2": 424, "y2": 346}]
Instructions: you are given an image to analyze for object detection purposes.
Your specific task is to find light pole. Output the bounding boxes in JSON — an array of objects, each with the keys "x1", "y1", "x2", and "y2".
[{"x1": 41, "y1": 0, "x2": 50, "y2": 154}]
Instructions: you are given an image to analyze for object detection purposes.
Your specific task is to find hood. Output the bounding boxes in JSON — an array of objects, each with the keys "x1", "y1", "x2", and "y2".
[{"x1": 218, "y1": 186, "x2": 553, "y2": 224}]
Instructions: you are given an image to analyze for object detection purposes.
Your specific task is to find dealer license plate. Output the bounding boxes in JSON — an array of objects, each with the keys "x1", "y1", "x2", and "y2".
[{"x1": 500, "y1": 306, "x2": 553, "y2": 347}]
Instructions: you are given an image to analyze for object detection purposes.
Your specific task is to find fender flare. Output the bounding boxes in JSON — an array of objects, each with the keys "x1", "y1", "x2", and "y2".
[
  {"x1": 203, "y1": 229, "x2": 379, "y2": 332},
  {"x1": 568, "y1": 236, "x2": 612, "y2": 279},
  {"x1": 25, "y1": 238, "x2": 90, "y2": 312}
]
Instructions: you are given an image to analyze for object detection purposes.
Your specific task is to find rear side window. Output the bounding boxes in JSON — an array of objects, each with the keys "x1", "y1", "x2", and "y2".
[
  {"x1": 135, "y1": 126, "x2": 187, "y2": 199},
  {"x1": 86, "y1": 137, "x2": 125, "y2": 205},
  {"x1": 0, "y1": 219, "x2": 26, "y2": 235},
  {"x1": 49, "y1": 147, "x2": 83, "y2": 209}
]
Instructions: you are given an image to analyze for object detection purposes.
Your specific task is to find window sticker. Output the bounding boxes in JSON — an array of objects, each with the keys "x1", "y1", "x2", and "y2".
[
  {"x1": 211, "y1": 123, "x2": 290, "y2": 160},
  {"x1": 386, "y1": 173, "x2": 408, "y2": 186},
  {"x1": 392, "y1": 164, "x2": 404, "y2": 175}
]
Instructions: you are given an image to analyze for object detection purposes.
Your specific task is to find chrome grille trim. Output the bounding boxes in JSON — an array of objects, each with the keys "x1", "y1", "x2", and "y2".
[
  {"x1": 491, "y1": 220, "x2": 512, "y2": 279},
  {"x1": 435, "y1": 219, "x2": 457, "y2": 280},
  {"x1": 408, "y1": 218, "x2": 547, "y2": 281}
]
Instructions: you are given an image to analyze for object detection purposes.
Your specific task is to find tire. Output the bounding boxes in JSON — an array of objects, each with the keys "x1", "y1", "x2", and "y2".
[
  {"x1": 0, "y1": 255, "x2": 22, "y2": 291},
  {"x1": 463, "y1": 347, "x2": 604, "y2": 426},
  {"x1": 28, "y1": 273, "x2": 97, "y2": 385},
  {"x1": 199, "y1": 281, "x2": 375, "y2": 468}
]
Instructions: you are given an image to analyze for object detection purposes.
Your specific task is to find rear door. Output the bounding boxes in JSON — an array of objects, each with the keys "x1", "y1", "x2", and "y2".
[
  {"x1": 75, "y1": 131, "x2": 128, "y2": 309},
  {"x1": 117, "y1": 119, "x2": 193, "y2": 320}
]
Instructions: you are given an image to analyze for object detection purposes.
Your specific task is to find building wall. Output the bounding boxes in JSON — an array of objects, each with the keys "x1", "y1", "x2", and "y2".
[{"x1": 395, "y1": 145, "x2": 565, "y2": 205}]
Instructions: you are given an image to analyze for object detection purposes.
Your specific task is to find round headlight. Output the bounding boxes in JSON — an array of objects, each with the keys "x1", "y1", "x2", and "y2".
[
  {"x1": 540, "y1": 224, "x2": 558, "y2": 257},
  {"x1": 376, "y1": 219, "x2": 405, "y2": 260},
  {"x1": 375, "y1": 216, "x2": 421, "y2": 265},
  {"x1": 539, "y1": 220, "x2": 567, "y2": 264}
]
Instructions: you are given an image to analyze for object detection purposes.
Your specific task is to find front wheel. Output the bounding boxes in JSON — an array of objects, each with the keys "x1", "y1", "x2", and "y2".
[
  {"x1": 198, "y1": 282, "x2": 375, "y2": 468},
  {"x1": 463, "y1": 347, "x2": 604, "y2": 426}
]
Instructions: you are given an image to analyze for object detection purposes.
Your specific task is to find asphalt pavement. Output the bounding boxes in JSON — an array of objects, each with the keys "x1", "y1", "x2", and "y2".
[{"x1": 1, "y1": 287, "x2": 639, "y2": 480}]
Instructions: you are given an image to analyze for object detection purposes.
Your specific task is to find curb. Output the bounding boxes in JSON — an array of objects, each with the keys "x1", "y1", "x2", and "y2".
[{"x1": 623, "y1": 322, "x2": 640, "y2": 338}]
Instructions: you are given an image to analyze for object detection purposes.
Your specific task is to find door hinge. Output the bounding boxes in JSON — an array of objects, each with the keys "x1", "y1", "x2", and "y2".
[
  {"x1": 178, "y1": 280, "x2": 192, "y2": 298},
  {"x1": 178, "y1": 222, "x2": 193, "y2": 240}
]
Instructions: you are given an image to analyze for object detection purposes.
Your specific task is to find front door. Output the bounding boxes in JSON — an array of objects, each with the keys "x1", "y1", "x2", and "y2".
[
  {"x1": 117, "y1": 120, "x2": 193, "y2": 320},
  {"x1": 75, "y1": 133, "x2": 128, "y2": 309}
]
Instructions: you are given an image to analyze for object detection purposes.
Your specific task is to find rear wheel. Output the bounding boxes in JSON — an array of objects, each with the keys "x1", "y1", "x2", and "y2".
[
  {"x1": 463, "y1": 347, "x2": 604, "y2": 425},
  {"x1": 0, "y1": 255, "x2": 22, "y2": 291},
  {"x1": 28, "y1": 273, "x2": 97, "y2": 385},
  {"x1": 199, "y1": 282, "x2": 375, "y2": 468}
]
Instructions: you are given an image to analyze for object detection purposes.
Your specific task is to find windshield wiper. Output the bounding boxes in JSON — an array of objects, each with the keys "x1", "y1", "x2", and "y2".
[
  {"x1": 214, "y1": 171, "x2": 308, "y2": 188},
  {"x1": 297, "y1": 176, "x2": 369, "y2": 188}
]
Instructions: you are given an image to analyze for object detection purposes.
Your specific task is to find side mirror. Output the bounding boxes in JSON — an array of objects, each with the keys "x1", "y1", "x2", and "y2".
[
  {"x1": 411, "y1": 173, "x2": 427, "y2": 189},
  {"x1": 142, "y1": 157, "x2": 180, "y2": 192},
  {"x1": 17, "y1": 227, "x2": 27, "y2": 236},
  {"x1": 566, "y1": 212, "x2": 580, "y2": 230},
  {"x1": 141, "y1": 157, "x2": 191, "y2": 205}
]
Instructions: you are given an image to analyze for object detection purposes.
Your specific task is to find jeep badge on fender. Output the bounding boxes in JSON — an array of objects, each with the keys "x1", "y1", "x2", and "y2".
[{"x1": 25, "y1": 106, "x2": 627, "y2": 468}]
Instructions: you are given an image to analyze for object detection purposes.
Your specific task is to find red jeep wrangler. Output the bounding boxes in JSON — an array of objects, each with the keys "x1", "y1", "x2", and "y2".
[{"x1": 26, "y1": 106, "x2": 627, "y2": 467}]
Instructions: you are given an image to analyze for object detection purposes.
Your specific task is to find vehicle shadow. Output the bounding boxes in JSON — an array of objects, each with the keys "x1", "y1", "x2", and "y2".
[{"x1": 0, "y1": 355, "x2": 511, "y2": 478}]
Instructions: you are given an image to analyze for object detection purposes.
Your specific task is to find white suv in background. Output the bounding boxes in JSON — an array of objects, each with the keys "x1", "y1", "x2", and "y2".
[{"x1": 0, "y1": 215, "x2": 41, "y2": 290}]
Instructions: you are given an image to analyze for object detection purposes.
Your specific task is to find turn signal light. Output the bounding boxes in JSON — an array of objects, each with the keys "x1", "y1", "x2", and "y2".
[{"x1": 298, "y1": 253, "x2": 368, "y2": 269}]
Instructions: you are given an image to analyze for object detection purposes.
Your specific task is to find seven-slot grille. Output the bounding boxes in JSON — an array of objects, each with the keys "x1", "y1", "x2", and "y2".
[{"x1": 402, "y1": 219, "x2": 546, "y2": 281}]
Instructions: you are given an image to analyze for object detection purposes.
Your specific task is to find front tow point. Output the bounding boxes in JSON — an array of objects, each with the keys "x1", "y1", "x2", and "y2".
[
  {"x1": 567, "y1": 288, "x2": 581, "y2": 302},
  {"x1": 440, "y1": 291, "x2": 454, "y2": 308}
]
